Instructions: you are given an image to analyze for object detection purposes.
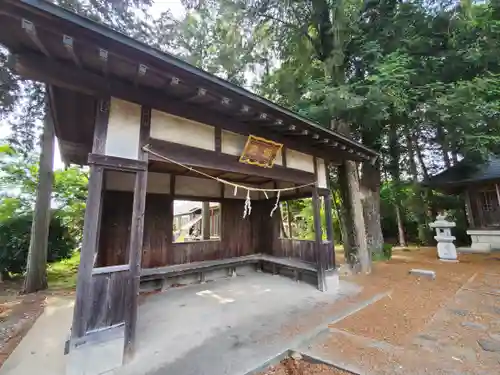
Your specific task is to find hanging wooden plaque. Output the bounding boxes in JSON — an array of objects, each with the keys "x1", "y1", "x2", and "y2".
[{"x1": 239, "y1": 135, "x2": 283, "y2": 168}]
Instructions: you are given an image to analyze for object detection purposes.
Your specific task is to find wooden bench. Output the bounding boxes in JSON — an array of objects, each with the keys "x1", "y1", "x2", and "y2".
[{"x1": 140, "y1": 254, "x2": 318, "y2": 290}]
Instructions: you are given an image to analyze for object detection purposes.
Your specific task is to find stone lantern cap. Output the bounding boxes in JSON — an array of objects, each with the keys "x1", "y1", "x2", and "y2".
[{"x1": 429, "y1": 214, "x2": 456, "y2": 228}]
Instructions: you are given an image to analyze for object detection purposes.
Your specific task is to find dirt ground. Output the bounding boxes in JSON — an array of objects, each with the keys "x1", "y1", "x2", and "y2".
[
  {"x1": 0, "y1": 279, "x2": 74, "y2": 368},
  {"x1": 0, "y1": 280, "x2": 45, "y2": 367},
  {"x1": 314, "y1": 248, "x2": 500, "y2": 374},
  {"x1": 262, "y1": 248, "x2": 500, "y2": 375}
]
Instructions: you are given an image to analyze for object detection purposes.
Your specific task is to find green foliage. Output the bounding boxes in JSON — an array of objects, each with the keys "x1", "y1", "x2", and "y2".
[
  {"x1": 47, "y1": 251, "x2": 80, "y2": 289},
  {"x1": 0, "y1": 214, "x2": 76, "y2": 275}
]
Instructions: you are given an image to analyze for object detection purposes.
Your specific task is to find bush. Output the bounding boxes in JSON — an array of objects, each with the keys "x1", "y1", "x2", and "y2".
[
  {"x1": 372, "y1": 243, "x2": 393, "y2": 262},
  {"x1": 0, "y1": 214, "x2": 76, "y2": 275}
]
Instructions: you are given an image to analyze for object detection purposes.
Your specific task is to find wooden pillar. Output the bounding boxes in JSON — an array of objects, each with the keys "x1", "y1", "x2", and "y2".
[
  {"x1": 312, "y1": 186, "x2": 326, "y2": 291},
  {"x1": 124, "y1": 106, "x2": 150, "y2": 359},
  {"x1": 286, "y1": 201, "x2": 293, "y2": 238},
  {"x1": 202, "y1": 201, "x2": 211, "y2": 240},
  {"x1": 324, "y1": 162, "x2": 335, "y2": 270},
  {"x1": 71, "y1": 98, "x2": 109, "y2": 339},
  {"x1": 464, "y1": 189, "x2": 475, "y2": 228},
  {"x1": 324, "y1": 194, "x2": 335, "y2": 270}
]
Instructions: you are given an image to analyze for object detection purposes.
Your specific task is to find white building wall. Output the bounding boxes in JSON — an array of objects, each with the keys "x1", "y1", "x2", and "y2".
[
  {"x1": 286, "y1": 149, "x2": 315, "y2": 173},
  {"x1": 316, "y1": 158, "x2": 327, "y2": 189},
  {"x1": 150, "y1": 110, "x2": 215, "y2": 151},
  {"x1": 105, "y1": 98, "x2": 142, "y2": 160}
]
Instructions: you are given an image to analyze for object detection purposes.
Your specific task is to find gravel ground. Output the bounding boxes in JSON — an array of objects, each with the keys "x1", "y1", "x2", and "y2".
[
  {"x1": 306, "y1": 248, "x2": 500, "y2": 375},
  {"x1": 260, "y1": 358, "x2": 352, "y2": 375},
  {"x1": 332, "y1": 249, "x2": 495, "y2": 345}
]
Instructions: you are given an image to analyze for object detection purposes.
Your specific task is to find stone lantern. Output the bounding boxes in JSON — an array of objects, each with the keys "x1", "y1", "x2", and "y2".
[{"x1": 429, "y1": 214, "x2": 458, "y2": 261}]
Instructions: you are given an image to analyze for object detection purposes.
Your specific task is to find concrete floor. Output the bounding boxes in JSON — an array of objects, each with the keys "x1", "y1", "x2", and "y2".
[
  {"x1": 114, "y1": 273, "x2": 360, "y2": 375},
  {"x1": 0, "y1": 273, "x2": 360, "y2": 375}
]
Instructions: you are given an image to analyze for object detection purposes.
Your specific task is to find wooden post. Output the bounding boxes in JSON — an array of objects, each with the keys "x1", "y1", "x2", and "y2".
[
  {"x1": 312, "y1": 186, "x2": 326, "y2": 291},
  {"x1": 286, "y1": 201, "x2": 293, "y2": 238},
  {"x1": 324, "y1": 194, "x2": 335, "y2": 270},
  {"x1": 202, "y1": 201, "x2": 211, "y2": 240},
  {"x1": 464, "y1": 189, "x2": 475, "y2": 228},
  {"x1": 324, "y1": 161, "x2": 335, "y2": 270},
  {"x1": 71, "y1": 98, "x2": 109, "y2": 339},
  {"x1": 124, "y1": 106, "x2": 150, "y2": 360}
]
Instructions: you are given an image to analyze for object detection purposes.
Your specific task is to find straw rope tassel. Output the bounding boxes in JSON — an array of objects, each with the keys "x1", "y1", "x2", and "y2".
[
  {"x1": 270, "y1": 190, "x2": 280, "y2": 217},
  {"x1": 243, "y1": 190, "x2": 252, "y2": 218}
]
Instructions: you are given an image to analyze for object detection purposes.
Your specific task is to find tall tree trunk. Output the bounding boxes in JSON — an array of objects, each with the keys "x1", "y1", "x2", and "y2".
[
  {"x1": 334, "y1": 120, "x2": 370, "y2": 273},
  {"x1": 360, "y1": 128, "x2": 384, "y2": 256},
  {"x1": 406, "y1": 131, "x2": 431, "y2": 245},
  {"x1": 414, "y1": 134, "x2": 429, "y2": 180},
  {"x1": 437, "y1": 126, "x2": 451, "y2": 169},
  {"x1": 23, "y1": 104, "x2": 54, "y2": 293},
  {"x1": 360, "y1": 162, "x2": 384, "y2": 256},
  {"x1": 395, "y1": 206, "x2": 407, "y2": 247},
  {"x1": 388, "y1": 125, "x2": 406, "y2": 247}
]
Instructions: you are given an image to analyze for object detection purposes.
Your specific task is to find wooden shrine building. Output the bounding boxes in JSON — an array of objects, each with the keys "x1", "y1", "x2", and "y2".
[
  {"x1": 0, "y1": 0, "x2": 378, "y2": 372},
  {"x1": 426, "y1": 156, "x2": 500, "y2": 252}
]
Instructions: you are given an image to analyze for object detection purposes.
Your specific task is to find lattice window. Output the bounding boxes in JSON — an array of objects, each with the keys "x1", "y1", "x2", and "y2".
[{"x1": 480, "y1": 190, "x2": 497, "y2": 212}]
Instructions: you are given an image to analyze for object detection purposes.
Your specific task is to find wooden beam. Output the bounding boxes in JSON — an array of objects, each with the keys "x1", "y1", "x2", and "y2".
[
  {"x1": 62, "y1": 35, "x2": 82, "y2": 67},
  {"x1": 312, "y1": 186, "x2": 326, "y2": 291},
  {"x1": 170, "y1": 174, "x2": 176, "y2": 197},
  {"x1": 71, "y1": 92, "x2": 110, "y2": 340},
  {"x1": 88, "y1": 153, "x2": 147, "y2": 172},
  {"x1": 21, "y1": 19, "x2": 50, "y2": 56},
  {"x1": 147, "y1": 139, "x2": 315, "y2": 185},
  {"x1": 464, "y1": 189, "x2": 475, "y2": 228},
  {"x1": 215, "y1": 127, "x2": 221, "y2": 153},
  {"x1": 124, "y1": 169, "x2": 147, "y2": 360},
  {"x1": 281, "y1": 146, "x2": 287, "y2": 168},
  {"x1": 92, "y1": 98, "x2": 110, "y2": 153},
  {"x1": 13, "y1": 53, "x2": 364, "y2": 163}
]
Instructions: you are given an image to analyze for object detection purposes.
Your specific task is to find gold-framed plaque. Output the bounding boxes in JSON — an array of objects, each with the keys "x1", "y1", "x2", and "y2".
[{"x1": 239, "y1": 135, "x2": 283, "y2": 168}]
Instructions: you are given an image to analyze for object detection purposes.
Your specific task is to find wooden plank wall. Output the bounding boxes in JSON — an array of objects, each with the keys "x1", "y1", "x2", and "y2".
[
  {"x1": 276, "y1": 239, "x2": 334, "y2": 269},
  {"x1": 276, "y1": 239, "x2": 316, "y2": 263},
  {"x1": 96, "y1": 192, "x2": 281, "y2": 268},
  {"x1": 87, "y1": 270, "x2": 129, "y2": 331},
  {"x1": 171, "y1": 240, "x2": 222, "y2": 264}
]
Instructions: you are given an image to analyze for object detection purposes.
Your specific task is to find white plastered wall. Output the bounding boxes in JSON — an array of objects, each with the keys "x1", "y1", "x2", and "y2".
[
  {"x1": 105, "y1": 171, "x2": 171, "y2": 194},
  {"x1": 105, "y1": 98, "x2": 142, "y2": 160},
  {"x1": 221, "y1": 131, "x2": 283, "y2": 166},
  {"x1": 150, "y1": 110, "x2": 215, "y2": 151},
  {"x1": 286, "y1": 149, "x2": 314, "y2": 173},
  {"x1": 316, "y1": 158, "x2": 327, "y2": 189}
]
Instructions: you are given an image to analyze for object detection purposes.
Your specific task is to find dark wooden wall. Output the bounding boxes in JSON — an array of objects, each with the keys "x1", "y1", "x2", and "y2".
[{"x1": 96, "y1": 191, "x2": 281, "y2": 268}]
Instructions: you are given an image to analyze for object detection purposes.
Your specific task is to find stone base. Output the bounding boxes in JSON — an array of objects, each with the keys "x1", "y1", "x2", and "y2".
[
  {"x1": 438, "y1": 258, "x2": 459, "y2": 263},
  {"x1": 66, "y1": 324, "x2": 124, "y2": 375},
  {"x1": 325, "y1": 271, "x2": 339, "y2": 292},
  {"x1": 457, "y1": 246, "x2": 490, "y2": 254},
  {"x1": 466, "y1": 229, "x2": 500, "y2": 253}
]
